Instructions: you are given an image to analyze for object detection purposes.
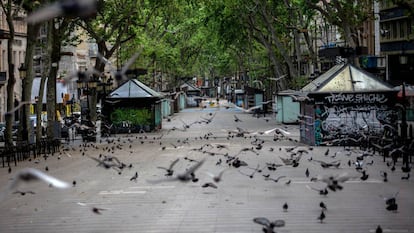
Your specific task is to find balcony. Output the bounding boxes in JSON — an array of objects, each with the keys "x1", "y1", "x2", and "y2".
[
  {"x1": 318, "y1": 46, "x2": 368, "y2": 58},
  {"x1": 0, "y1": 29, "x2": 10, "y2": 39}
]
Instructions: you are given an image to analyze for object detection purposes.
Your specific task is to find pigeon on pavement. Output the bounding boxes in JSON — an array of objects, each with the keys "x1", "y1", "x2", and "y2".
[
  {"x1": 147, "y1": 159, "x2": 205, "y2": 183},
  {"x1": 253, "y1": 217, "x2": 285, "y2": 233},
  {"x1": 157, "y1": 158, "x2": 180, "y2": 176}
]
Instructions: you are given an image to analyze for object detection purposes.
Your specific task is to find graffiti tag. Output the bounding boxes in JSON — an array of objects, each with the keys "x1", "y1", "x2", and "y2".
[{"x1": 325, "y1": 93, "x2": 388, "y2": 104}]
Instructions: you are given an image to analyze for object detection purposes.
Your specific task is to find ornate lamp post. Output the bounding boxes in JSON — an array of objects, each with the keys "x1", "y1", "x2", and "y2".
[
  {"x1": 88, "y1": 79, "x2": 98, "y2": 122},
  {"x1": 18, "y1": 63, "x2": 28, "y2": 141},
  {"x1": 96, "y1": 76, "x2": 113, "y2": 115},
  {"x1": 70, "y1": 94, "x2": 75, "y2": 116},
  {"x1": 97, "y1": 76, "x2": 113, "y2": 100},
  {"x1": 77, "y1": 74, "x2": 113, "y2": 124},
  {"x1": 105, "y1": 77, "x2": 114, "y2": 96},
  {"x1": 76, "y1": 77, "x2": 88, "y2": 121},
  {"x1": 18, "y1": 63, "x2": 27, "y2": 79}
]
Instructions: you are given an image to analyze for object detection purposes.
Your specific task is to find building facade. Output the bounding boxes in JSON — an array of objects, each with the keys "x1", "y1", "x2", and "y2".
[
  {"x1": 0, "y1": 7, "x2": 27, "y2": 122},
  {"x1": 379, "y1": 0, "x2": 414, "y2": 85}
]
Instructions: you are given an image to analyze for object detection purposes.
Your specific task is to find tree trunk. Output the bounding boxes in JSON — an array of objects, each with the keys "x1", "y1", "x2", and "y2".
[
  {"x1": 258, "y1": 37, "x2": 286, "y2": 91},
  {"x1": 21, "y1": 23, "x2": 41, "y2": 143},
  {"x1": 246, "y1": 14, "x2": 286, "y2": 91},
  {"x1": 89, "y1": 40, "x2": 116, "y2": 123},
  {"x1": 302, "y1": 30, "x2": 318, "y2": 69},
  {"x1": 46, "y1": 20, "x2": 59, "y2": 139},
  {"x1": 5, "y1": 51, "x2": 15, "y2": 147},
  {"x1": 36, "y1": 76, "x2": 46, "y2": 142},
  {"x1": 4, "y1": 2, "x2": 15, "y2": 148},
  {"x1": 258, "y1": 1, "x2": 298, "y2": 79}
]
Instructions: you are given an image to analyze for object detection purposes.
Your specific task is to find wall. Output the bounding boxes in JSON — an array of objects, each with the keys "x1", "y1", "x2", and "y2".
[
  {"x1": 276, "y1": 95, "x2": 300, "y2": 124},
  {"x1": 0, "y1": 8, "x2": 27, "y2": 122},
  {"x1": 301, "y1": 92, "x2": 397, "y2": 145}
]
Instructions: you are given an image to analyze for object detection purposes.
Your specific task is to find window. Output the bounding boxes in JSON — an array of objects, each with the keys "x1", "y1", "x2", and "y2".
[
  {"x1": 13, "y1": 39, "x2": 22, "y2": 46},
  {"x1": 400, "y1": 20, "x2": 406, "y2": 38},
  {"x1": 13, "y1": 51, "x2": 16, "y2": 66},
  {"x1": 2, "y1": 50, "x2": 5, "y2": 70},
  {"x1": 1, "y1": 12, "x2": 6, "y2": 29},
  {"x1": 392, "y1": 21, "x2": 397, "y2": 39},
  {"x1": 381, "y1": 22, "x2": 391, "y2": 40}
]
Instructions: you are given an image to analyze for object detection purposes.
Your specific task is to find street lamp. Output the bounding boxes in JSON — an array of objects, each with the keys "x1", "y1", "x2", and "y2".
[
  {"x1": 76, "y1": 78, "x2": 89, "y2": 121},
  {"x1": 106, "y1": 76, "x2": 114, "y2": 89},
  {"x1": 97, "y1": 76, "x2": 113, "y2": 107},
  {"x1": 400, "y1": 83, "x2": 408, "y2": 141},
  {"x1": 89, "y1": 80, "x2": 98, "y2": 89},
  {"x1": 98, "y1": 76, "x2": 113, "y2": 97},
  {"x1": 77, "y1": 75, "x2": 105, "y2": 118},
  {"x1": 19, "y1": 63, "x2": 27, "y2": 80},
  {"x1": 18, "y1": 63, "x2": 28, "y2": 141},
  {"x1": 70, "y1": 94, "x2": 75, "y2": 115}
]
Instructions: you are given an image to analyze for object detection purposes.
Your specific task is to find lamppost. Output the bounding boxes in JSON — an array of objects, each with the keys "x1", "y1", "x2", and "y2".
[
  {"x1": 97, "y1": 76, "x2": 113, "y2": 103},
  {"x1": 76, "y1": 74, "x2": 105, "y2": 122},
  {"x1": 18, "y1": 63, "x2": 27, "y2": 141},
  {"x1": 76, "y1": 79, "x2": 84, "y2": 117},
  {"x1": 88, "y1": 78, "x2": 98, "y2": 122},
  {"x1": 76, "y1": 75, "x2": 97, "y2": 142},
  {"x1": 76, "y1": 76, "x2": 92, "y2": 122},
  {"x1": 401, "y1": 84, "x2": 407, "y2": 139},
  {"x1": 96, "y1": 76, "x2": 113, "y2": 137},
  {"x1": 70, "y1": 94, "x2": 75, "y2": 116}
]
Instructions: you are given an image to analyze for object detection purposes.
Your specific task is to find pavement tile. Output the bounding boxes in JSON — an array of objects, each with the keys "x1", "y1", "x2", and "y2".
[{"x1": 0, "y1": 103, "x2": 413, "y2": 233}]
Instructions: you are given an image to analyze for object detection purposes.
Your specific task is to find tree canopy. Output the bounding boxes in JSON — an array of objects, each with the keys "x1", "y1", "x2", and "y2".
[
  {"x1": 77, "y1": 0, "x2": 397, "y2": 92},
  {"x1": 3, "y1": 0, "x2": 412, "y2": 144}
]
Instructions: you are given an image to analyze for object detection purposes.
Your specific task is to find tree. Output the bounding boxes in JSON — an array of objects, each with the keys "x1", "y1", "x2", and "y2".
[
  {"x1": 45, "y1": 19, "x2": 58, "y2": 139},
  {"x1": 282, "y1": 0, "x2": 319, "y2": 75},
  {"x1": 305, "y1": 0, "x2": 376, "y2": 49},
  {"x1": 20, "y1": 0, "x2": 42, "y2": 143},
  {"x1": 199, "y1": 0, "x2": 256, "y2": 86},
  {"x1": 78, "y1": 0, "x2": 168, "y2": 122},
  {"x1": 201, "y1": 0, "x2": 294, "y2": 90},
  {"x1": 139, "y1": 1, "x2": 228, "y2": 82},
  {"x1": 0, "y1": 0, "x2": 23, "y2": 147},
  {"x1": 297, "y1": 0, "x2": 319, "y2": 71}
]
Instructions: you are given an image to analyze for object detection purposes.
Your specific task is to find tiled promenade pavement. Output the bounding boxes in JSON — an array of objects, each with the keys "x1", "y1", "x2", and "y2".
[{"x1": 0, "y1": 101, "x2": 413, "y2": 233}]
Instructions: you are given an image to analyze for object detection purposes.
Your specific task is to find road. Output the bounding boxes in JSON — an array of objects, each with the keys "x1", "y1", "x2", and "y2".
[{"x1": 0, "y1": 101, "x2": 413, "y2": 233}]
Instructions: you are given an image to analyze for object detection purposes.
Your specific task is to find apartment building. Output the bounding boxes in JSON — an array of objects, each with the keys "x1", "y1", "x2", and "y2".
[
  {"x1": 379, "y1": 0, "x2": 414, "y2": 85},
  {"x1": 314, "y1": 1, "x2": 414, "y2": 85},
  {"x1": 31, "y1": 26, "x2": 97, "y2": 117},
  {"x1": 317, "y1": 2, "x2": 379, "y2": 75},
  {"x1": 0, "y1": 8, "x2": 27, "y2": 122}
]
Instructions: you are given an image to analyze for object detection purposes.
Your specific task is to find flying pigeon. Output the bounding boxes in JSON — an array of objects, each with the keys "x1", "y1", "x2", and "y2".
[{"x1": 26, "y1": 0, "x2": 97, "y2": 24}]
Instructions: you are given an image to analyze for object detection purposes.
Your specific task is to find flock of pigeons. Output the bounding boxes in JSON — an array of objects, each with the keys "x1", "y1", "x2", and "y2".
[
  {"x1": 0, "y1": 2, "x2": 403, "y2": 232},
  {"x1": 1, "y1": 102, "x2": 412, "y2": 233}
]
